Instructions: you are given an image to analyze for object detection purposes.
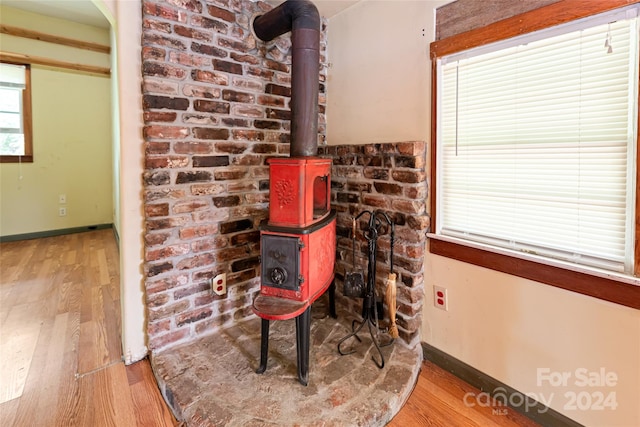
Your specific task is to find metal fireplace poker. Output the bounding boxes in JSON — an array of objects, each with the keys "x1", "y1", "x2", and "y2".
[
  {"x1": 338, "y1": 210, "x2": 395, "y2": 369},
  {"x1": 250, "y1": 0, "x2": 337, "y2": 387}
]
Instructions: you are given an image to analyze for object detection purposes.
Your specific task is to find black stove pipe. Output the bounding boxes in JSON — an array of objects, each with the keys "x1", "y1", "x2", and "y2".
[{"x1": 253, "y1": 0, "x2": 320, "y2": 158}]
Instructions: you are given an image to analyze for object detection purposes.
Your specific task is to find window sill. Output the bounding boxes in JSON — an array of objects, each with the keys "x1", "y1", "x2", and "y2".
[
  {"x1": 427, "y1": 234, "x2": 640, "y2": 310},
  {"x1": 0, "y1": 155, "x2": 33, "y2": 163}
]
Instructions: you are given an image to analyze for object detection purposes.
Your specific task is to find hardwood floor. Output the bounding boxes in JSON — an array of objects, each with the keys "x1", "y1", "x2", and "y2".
[
  {"x1": 390, "y1": 361, "x2": 540, "y2": 427},
  {"x1": 0, "y1": 230, "x2": 176, "y2": 427},
  {"x1": 0, "y1": 230, "x2": 538, "y2": 427}
]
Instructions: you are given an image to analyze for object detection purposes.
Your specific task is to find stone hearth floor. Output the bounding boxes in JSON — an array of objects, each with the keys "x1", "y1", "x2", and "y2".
[{"x1": 151, "y1": 299, "x2": 422, "y2": 426}]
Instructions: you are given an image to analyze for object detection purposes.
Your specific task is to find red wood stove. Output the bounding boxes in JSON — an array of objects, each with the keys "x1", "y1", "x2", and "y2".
[
  {"x1": 251, "y1": 0, "x2": 333, "y2": 386},
  {"x1": 252, "y1": 158, "x2": 336, "y2": 385}
]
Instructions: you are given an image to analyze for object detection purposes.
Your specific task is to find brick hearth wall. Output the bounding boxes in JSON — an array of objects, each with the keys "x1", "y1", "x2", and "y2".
[
  {"x1": 319, "y1": 142, "x2": 429, "y2": 347},
  {"x1": 141, "y1": 0, "x2": 328, "y2": 353}
]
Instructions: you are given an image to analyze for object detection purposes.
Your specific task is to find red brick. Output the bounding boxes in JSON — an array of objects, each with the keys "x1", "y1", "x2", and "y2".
[
  {"x1": 143, "y1": 79, "x2": 179, "y2": 95},
  {"x1": 407, "y1": 215, "x2": 431, "y2": 231},
  {"x1": 143, "y1": 2, "x2": 187, "y2": 23},
  {"x1": 174, "y1": 141, "x2": 214, "y2": 154},
  {"x1": 232, "y1": 105, "x2": 264, "y2": 118},
  {"x1": 182, "y1": 114, "x2": 219, "y2": 125},
  {"x1": 145, "y1": 189, "x2": 186, "y2": 201},
  {"x1": 176, "y1": 253, "x2": 215, "y2": 270},
  {"x1": 146, "y1": 216, "x2": 189, "y2": 231},
  {"x1": 214, "y1": 169, "x2": 247, "y2": 181},
  {"x1": 207, "y1": 4, "x2": 235, "y2": 22},
  {"x1": 174, "y1": 282, "x2": 210, "y2": 300},
  {"x1": 391, "y1": 199, "x2": 425, "y2": 214},
  {"x1": 143, "y1": 95, "x2": 189, "y2": 110},
  {"x1": 179, "y1": 224, "x2": 217, "y2": 240},
  {"x1": 143, "y1": 34, "x2": 186, "y2": 50},
  {"x1": 191, "y1": 15, "x2": 229, "y2": 34},
  {"x1": 142, "y1": 18, "x2": 172, "y2": 33},
  {"x1": 213, "y1": 59, "x2": 243, "y2": 75},
  {"x1": 191, "y1": 70, "x2": 229, "y2": 85},
  {"x1": 168, "y1": 51, "x2": 209, "y2": 67},
  {"x1": 145, "y1": 203, "x2": 169, "y2": 217},
  {"x1": 147, "y1": 274, "x2": 189, "y2": 295},
  {"x1": 173, "y1": 199, "x2": 210, "y2": 214},
  {"x1": 148, "y1": 319, "x2": 171, "y2": 335},
  {"x1": 145, "y1": 243, "x2": 191, "y2": 262},
  {"x1": 147, "y1": 261, "x2": 174, "y2": 277},
  {"x1": 173, "y1": 24, "x2": 211, "y2": 41},
  {"x1": 231, "y1": 130, "x2": 264, "y2": 141},
  {"x1": 215, "y1": 142, "x2": 248, "y2": 154},
  {"x1": 244, "y1": 193, "x2": 268, "y2": 204},
  {"x1": 145, "y1": 141, "x2": 170, "y2": 155},
  {"x1": 190, "y1": 183, "x2": 225, "y2": 196},
  {"x1": 144, "y1": 111, "x2": 177, "y2": 123},
  {"x1": 232, "y1": 155, "x2": 262, "y2": 166},
  {"x1": 362, "y1": 195, "x2": 389, "y2": 209},
  {"x1": 397, "y1": 141, "x2": 425, "y2": 156},
  {"x1": 182, "y1": 84, "x2": 220, "y2": 99},
  {"x1": 217, "y1": 36, "x2": 254, "y2": 53},
  {"x1": 191, "y1": 42, "x2": 227, "y2": 58},
  {"x1": 247, "y1": 67, "x2": 274, "y2": 80},
  {"x1": 142, "y1": 46, "x2": 166, "y2": 61},
  {"x1": 392, "y1": 170, "x2": 426, "y2": 183},
  {"x1": 404, "y1": 186, "x2": 427, "y2": 199},
  {"x1": 191, "y1": 236, "x2": 228, "y2": 253},
  {"x1": 145, "y1": 231, "x2": 171, "y2": 247},
  {"x1": 145, "y1": 156, "x2": 189, "y2": 169},
  {"x1": 257, "y1": 95, "x2": 285, "y2": 108},
  {"x1": 233, "y1": 77, "x2": 263, "y2": 90},
  {"x1": 193, "y1": 127, "x2": 230, "y2": 140},
  {"x1": 230, "y1": 52, "x2": 260, "y2": 65},
  {"x1": 222, "y1": 89, "x2": 254, "y2": 103},
  {"x1": 143, "y1": 126, "x2": 189, "y2": 139}
]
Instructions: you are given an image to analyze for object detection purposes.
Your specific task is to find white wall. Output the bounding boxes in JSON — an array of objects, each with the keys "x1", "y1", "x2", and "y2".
[
  {"x1": 326, "y1": 1, "x2": 640, "y2": 426},
  {"x1": 95, "y1": 0, "x2": 148, "y2": 364},
  {"x1": 326, "y1": 0, "x2": 435, "y2": 145},
  {"x1": 0, "y1": 6, "x2": 112, "y2": 237}
]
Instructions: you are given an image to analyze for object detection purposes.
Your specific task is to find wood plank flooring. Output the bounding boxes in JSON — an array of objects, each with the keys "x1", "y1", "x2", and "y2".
[
  {"x1": 0, "y1": 230, "x2": 176, "y2": 427},
  {"x1": 0, "y1": 229, "x2": 538, "y2": 427}
]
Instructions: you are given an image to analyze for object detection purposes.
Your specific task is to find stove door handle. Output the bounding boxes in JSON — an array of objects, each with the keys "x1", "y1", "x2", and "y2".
[{"x1": 270, "y1": 267, "x2": 288, "y2": 285}]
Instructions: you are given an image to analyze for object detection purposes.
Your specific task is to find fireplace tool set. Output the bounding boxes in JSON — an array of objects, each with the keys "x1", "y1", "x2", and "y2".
[{"x1": 338, "y1": 210, "x2": 396, "y2": 369}]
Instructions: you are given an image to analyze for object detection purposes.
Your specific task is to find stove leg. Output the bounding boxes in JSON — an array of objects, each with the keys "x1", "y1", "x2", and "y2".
[
  {"x1": 295, "y1": 306, "x2": 311, "y2": 386},
  {"x1": 329, "y1": 280, "x2": 337, "y2": 319},
  {"x1": 256, "y1": 318, "x2": 269, "y2": 374}
]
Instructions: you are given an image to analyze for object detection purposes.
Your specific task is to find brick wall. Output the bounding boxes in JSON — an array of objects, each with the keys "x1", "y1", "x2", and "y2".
[
  {"x1": 141, "y1": 0, "x2": 327, "y2": 353},
  {"x1": 319, "y1": 142, "x2": 429, "y2": 347}
]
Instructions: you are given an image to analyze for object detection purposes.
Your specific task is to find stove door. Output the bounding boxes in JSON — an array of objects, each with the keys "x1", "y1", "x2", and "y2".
[{"x1": 261, "y1": 234, "x2": 301, "y2": 291}]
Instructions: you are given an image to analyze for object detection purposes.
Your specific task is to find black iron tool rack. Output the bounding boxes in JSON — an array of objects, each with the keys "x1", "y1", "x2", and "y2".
[{"x1": 337, "y1": 210, "x2": 394, "y2": 368}]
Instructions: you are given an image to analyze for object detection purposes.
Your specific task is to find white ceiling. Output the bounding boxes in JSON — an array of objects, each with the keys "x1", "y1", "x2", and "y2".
[
  {"x1": 1, "y1": 0, "x2": 110, "y2": 28},
  {"x1": 1, "y1": 0, "x2": 359, "y2": 30},
  {"x1": 266, "y1": 0, "x2": 361, "y2": 18}
]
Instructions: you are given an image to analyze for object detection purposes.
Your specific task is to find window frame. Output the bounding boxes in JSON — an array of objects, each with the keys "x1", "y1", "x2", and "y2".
[
  {"x1": 429, "y1": 0, "x2": 640, "y2": 309},
  {"x1": 0, "y1": 61, "x2": 33, "y2": 163}
]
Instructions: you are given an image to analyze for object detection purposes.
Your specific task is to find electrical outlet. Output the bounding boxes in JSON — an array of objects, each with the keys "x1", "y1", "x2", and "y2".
[
  {"x1": 434, "y1": 285, "x2": 448, "y2": 311},
  {"x1": 211, "y1": 273, "x2": 226, "y2": 296},
  {"x1": 59, "y1": 207, "x2": 67, "y2": 216},
  {"x1": 59, "y1": 194, "x2": 66, "y2": 204}
]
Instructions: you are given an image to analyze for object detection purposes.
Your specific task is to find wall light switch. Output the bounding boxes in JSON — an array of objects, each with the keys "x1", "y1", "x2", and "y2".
[{"x1": 59, "y1": 194, "x2": 66, "y2": 204}]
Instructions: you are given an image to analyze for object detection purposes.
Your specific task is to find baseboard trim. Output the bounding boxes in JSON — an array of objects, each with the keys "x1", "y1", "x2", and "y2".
[
  {"x1": 0, "y1": 223, "x2": 113, "y2": 242},
  {"x1": 422, "y1": 342, "x2": 584, "y2": 427}
]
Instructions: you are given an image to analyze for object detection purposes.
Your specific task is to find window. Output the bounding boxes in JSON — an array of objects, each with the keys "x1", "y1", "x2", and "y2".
[
  {"x1": 430, "y1": 3, "x2": 639, "y2": 308},
  {"x1": 0, "y1": 62, "x2": 32, "y2": 162}
]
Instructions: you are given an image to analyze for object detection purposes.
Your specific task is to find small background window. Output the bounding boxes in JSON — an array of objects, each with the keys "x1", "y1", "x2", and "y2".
[{"x1": 0, "y1": 62, "x2": 32, "y2": 162}]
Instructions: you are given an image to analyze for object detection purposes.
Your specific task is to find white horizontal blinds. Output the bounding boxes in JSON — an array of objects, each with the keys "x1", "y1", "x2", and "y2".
[
  {"x1": 0, "y1": 63, "x2": 26, "y2": 88},
  {"x1": 439, "y1": 12, "x2": 637, "y2": 272},
  {"x1": 0, "y1": 63, "x2": 26, "y2": 155}
]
